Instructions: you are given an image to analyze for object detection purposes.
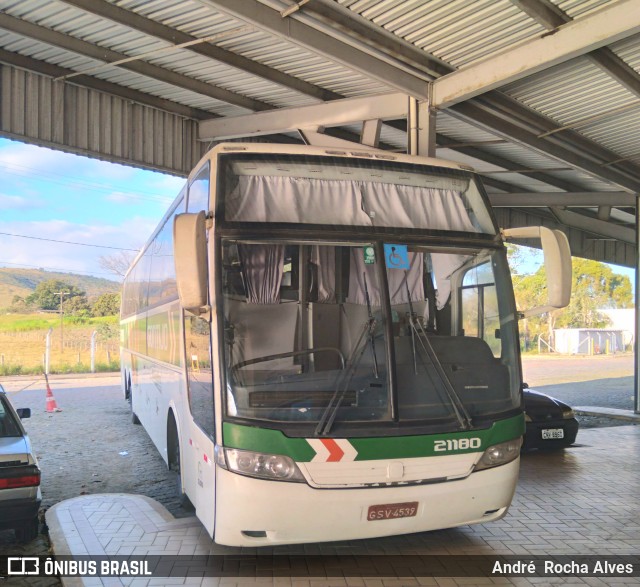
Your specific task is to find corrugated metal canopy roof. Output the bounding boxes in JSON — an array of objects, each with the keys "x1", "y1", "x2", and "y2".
[{"x1": 0, "y1": 0, "x2": 639, "y2": 265}]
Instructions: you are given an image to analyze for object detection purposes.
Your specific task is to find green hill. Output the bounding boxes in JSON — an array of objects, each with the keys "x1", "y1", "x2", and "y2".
[{"x1": 0, "y1": 267, "x2": 120, "y2": 309}]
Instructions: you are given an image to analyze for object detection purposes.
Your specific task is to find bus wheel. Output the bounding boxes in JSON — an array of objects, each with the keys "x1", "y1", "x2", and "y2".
[
  {"x1": 167, "y1": 413, "x2": 193, "y2": 509},
  {"x1": 124, "y1": 372, "x2": 132, "y2": 401}
]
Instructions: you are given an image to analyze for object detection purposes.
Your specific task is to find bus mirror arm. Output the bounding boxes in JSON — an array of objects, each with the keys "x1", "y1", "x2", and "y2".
[
  {"x1": 502, "y1": 226, "x2": 572, "y2": 318},
  {"x1": 174, "y1": 212, "x2": 209, "y2": 312}
]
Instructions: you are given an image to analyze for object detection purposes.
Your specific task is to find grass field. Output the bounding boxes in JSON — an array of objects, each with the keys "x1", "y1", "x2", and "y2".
[{"x1": 0, "y1": 313, "x2": 119, "y2": 375}]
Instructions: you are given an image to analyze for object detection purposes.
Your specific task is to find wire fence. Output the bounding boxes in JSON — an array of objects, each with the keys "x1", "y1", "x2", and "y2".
[{"x1": 0, "y1": 327, "x2": 119, "y2": 375}]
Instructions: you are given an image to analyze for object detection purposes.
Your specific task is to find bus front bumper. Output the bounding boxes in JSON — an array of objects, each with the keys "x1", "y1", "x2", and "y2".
[{"x1": 213, "y1": 458, "x2": 519, "y2": 546}]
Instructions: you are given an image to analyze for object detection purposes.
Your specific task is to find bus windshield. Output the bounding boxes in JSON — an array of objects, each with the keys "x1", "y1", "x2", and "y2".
[{"x1": 221, "y1": 240, "x2": 520, "y2": 435}]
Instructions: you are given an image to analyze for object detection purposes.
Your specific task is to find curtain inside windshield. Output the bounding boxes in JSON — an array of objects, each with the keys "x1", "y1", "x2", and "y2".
[
  {"x1": 222, "y1": 157, "x2": 495, "y2": 234},
  {"x1": 221, "y1": 241, "x2": 519, "y2": 432}
]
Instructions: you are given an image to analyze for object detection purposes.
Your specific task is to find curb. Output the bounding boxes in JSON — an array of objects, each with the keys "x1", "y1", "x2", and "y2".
[{"x1": 574, "y1": 406, "x2": 640, "y2": 422}]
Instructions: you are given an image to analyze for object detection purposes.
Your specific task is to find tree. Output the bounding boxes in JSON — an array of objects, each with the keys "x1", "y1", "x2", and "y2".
[
  {"x1": 96, "y1": 322, "x2": 118, "y2": 341},
  {"x1": 98, "y1": 251, "x2": 137, "y2": 278},
  {"x1": 92, "y1": 292, "x2": 121, "y2": 317},
  {"x1": 26, "y1": 279, "x2": 85, "y2": 311},
  {"x1": 7, "y1": 295, "x2": 31, "y2": 313},
  {"x1": 512, "y1": 252, "x2": 633, "y2": 350},
  {"x1": 63, "y1": 295, "x2": 91, "y2": 317}
]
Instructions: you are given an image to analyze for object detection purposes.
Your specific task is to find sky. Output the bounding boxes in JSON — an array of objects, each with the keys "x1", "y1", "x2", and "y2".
[
  {"x1": 0, "y1": 136, "x2": 635, "y2": 288},
  {"x1": 0, "y1": 137, "x2": 185, "y2": 281}
]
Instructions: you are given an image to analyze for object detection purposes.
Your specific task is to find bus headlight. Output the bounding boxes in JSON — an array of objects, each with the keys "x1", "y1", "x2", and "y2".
[
  {"x1": 219, "y1": 447, "x2": 305, "y2": 482},
  {"x1": 474, "y1": 438, "x2": 522, "y2": 471}
]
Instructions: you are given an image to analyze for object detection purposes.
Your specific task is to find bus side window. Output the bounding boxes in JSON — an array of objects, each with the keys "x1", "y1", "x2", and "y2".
[
  {"x1": 460, "y1": 262, "x2": 501, "y2": 357},
  {"x1": 185, "y1": 314, "x2": 215, "y2": 437},
  {"x1": 185, "y1": 167, "x2": 214, "y2": 435},
  {"x1": 187, "y1": 164, "x2": 210, "y2": 213}
]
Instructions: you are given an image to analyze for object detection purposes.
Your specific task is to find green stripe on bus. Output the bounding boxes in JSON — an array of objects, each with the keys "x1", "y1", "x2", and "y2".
[
  {"x1": 223, "y1": 422, "x2": 316, "y2": 461},
  {"x1": 222, "y1": 414, "x2": 524, "y2": 462}
]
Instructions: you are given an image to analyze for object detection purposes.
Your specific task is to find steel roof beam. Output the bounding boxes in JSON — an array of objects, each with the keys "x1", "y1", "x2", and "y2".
[
  {"x1": 509, "y1": 0, "x2": 640, "y2": 101},
  {"x1": 449, "y1": 99, "x2": 640, "y2": 193},
  {"x1": 203, "y1": 0, "x2": 640, "y2": 193},
  {"x1": 490, "y1": 192, "x2": 637, "y2": 207},
  {"x1": 476, "y1": 92, "x2": 640, "y2": 183},
  {"x1": 0, "y1": 48, "x2": 213, "y2": 120},
  {"x1": 58, "y1": 0, "x2": 341, "y2": 103},
  {"x1": 509, "y1": 0, "x2": 566, "y2": 29},
  {"x1": 0, "y1": 50, "x2": 306, "y2": 147},
  {"x1": 431, "y1": 0, "x2": 640, "y2": 108},
  {"x1": 588, "y1": 50, "x2": 640, "y2": 100},
  {"x1": 290, "y1": 0, "x2": 452, "y2": 78},
  {"x1": 436, "y1": 133, "x2": 578, "y2": 192},
  {"x1": 198, "y1": 0, "x2": 429, "y2": 99},
  {"x1": 551, "y1": 207, "x2": 636, "y2": 244},
  {"x1": 0, "y1": 13, "x2": 272, "y2": 113},
  {"x1": 199, "y1": 93, "x2": 408, "y2": 139}
]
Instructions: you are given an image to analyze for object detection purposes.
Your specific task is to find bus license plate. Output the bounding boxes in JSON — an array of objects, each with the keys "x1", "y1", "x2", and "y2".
[
  {"x1": 542, "y1": 428, "x2": 564, "y2": 440},
  {"x1": 367, "y1": 502, "x2": 418, "y2": 521}
]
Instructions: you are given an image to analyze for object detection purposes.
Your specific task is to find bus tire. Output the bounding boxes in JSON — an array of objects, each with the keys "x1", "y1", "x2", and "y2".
[
  {"x1": 124, "y1": 372, "x2": 131, "y2": 401},
  {"x1": 167, "y1": 412, "x2": 193, "y2": 509},
  {"x1": 130, "y1": 388, "x2": 141, "y2": 425}
]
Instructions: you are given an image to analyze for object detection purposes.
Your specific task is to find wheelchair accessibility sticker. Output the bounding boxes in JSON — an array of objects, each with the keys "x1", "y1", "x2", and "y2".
[{"x1": 384, "y1": 244, "x2": 409, "y2": 270}]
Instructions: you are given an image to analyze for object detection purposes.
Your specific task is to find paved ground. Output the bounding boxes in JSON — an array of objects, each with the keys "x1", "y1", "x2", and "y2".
[
  {"x1": 40, "y1": 425, "x2": 640, "y2": 586},
  {"x1": 0, "y1": 354, "x2": 637, "y2": 585},
  {"x1": 0, "y1": 374, "x2": 193, "y2": 586},
  {"x1": 521, "y1": 354, "x2": 634, "y2": 388},
  {"x1": 522, "y1": 353, "x2": 636, "y2": 429},
  {"x1": 1, "y1": 375, "x2": 188, "y2": 516}
]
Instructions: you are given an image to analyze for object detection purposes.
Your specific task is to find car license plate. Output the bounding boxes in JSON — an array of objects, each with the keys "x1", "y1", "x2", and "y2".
[
  {"x1": 367, "y1": 502, "x2": 418, "y2": 521},
  {"x1": 542, "y1": 428, "x2": 564, "y2": 440}
]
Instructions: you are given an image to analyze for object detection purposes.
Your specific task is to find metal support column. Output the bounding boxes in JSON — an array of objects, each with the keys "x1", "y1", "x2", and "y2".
[
  {"x1": 360, "y1": 119, "x2": 382, "y2": 148},
  {"x1": 407, "y1": 96, "x2": 436, "y2": 157},
  {"x1": 635, "y1": 198, "x2": 640, "y2": 413}
]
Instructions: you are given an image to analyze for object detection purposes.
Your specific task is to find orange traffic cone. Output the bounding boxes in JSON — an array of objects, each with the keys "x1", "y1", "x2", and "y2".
[{"x1": 44, "y1": 374, "x2": 61, "y2": 413}]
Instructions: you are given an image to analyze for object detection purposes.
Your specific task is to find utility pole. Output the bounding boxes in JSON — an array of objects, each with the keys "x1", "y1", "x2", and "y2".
[{"x1": 54, "y1": 291, "x2": 69, "y2": 353}]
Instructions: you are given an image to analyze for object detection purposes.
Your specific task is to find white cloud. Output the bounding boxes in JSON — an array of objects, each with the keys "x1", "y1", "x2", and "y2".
[
  {"x1": 147, "y1": 173, "x2": 186, "y2": 193},
  {"x1": 0, "y1": 139, "x2": 183, "y2": 279},
  {"x1": 0, "y1": 194, "x2": 31, "y2": 210},
  {"x1": 0, "y1": 140, "x2": 137, "y2": 181},
  {"x1": 0, "y1": 217, "x2": 158, "y2": 278},
  {"x1": 105, "y1": 191, "x2": 137, "y2": 205}
]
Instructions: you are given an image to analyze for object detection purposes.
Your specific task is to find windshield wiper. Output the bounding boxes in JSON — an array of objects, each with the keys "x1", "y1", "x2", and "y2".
[
  {"x1": 315, "y1": 275, "x2": 381, "y2": 436},
  {"x1": 404, "y1": 272, "x2": 472, "y2": 431},
  {"x1": 314, "y1": 323, "x2": 373, "y2": 436},
  {"x1": 363, "y1": 272, "x2": 379, "y2": 379}
]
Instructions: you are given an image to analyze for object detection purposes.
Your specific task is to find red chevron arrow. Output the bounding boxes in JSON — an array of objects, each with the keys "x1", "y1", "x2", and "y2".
[{"x1": 320, "y1": 438, "x2": 345, "y2": 462}]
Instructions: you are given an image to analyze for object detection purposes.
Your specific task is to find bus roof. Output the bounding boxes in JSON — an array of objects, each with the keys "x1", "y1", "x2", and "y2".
[{"x1": 188, "y1": 142, "x2": 475, "y2": 183}]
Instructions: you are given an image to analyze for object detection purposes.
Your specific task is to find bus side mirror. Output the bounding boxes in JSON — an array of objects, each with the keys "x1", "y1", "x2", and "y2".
[
  {"x1": 174, "y1": 212, "x2": 208, "y2": 312},
  {"x1": 502, "y1": 226, "x2": 571, "y2": 317}
]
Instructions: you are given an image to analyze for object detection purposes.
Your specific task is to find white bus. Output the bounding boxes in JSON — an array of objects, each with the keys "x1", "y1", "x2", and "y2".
[{"x1": 120, "y1": 143, "x2": 570, "y2": 546}]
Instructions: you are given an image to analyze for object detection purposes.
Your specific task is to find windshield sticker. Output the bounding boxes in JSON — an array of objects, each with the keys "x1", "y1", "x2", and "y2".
[
  {"x1": 384, "y1": 244, "x2": 409, "y2": 270},
  {"x1": 363, "y1": 245, "x2": 376, "y2": 265}
]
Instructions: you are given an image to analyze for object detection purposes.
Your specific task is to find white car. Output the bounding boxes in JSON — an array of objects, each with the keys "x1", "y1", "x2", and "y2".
[{"x1": 0, "y1": 384, "x2": 41, "y2": 542}]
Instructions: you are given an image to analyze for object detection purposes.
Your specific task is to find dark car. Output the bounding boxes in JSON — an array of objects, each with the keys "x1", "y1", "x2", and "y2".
[
  {"x1": 522, "y1": 387, "x2": 579, "y2": 450},
  {"x1": 0, "y1": 384, "x2": 41, "y2": 542}
]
